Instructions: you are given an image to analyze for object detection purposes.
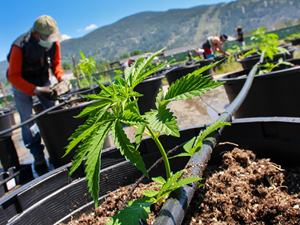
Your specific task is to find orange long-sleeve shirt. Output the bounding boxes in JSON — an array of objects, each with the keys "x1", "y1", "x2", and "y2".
[{"x1": 8, "y1": 41, "x2": 64, "y2": 95}]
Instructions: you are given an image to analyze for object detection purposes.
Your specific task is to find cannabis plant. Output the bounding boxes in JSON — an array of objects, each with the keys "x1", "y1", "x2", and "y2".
[
  {"x1": 76, "y1": 50, "x2": 97, "y2": 87},
  {"x1": 241, "y1": 26, "x2": 290, "y2": 61},
  {"x1": 257, "y1": 57, "x2": 294, "y2": 75},
  {"x1": 64, "y1": 48, "x2": 229, "y2": 224}
]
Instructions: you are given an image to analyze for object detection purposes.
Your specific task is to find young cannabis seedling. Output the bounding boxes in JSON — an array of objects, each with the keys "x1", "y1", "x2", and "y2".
[
  {"x1": 76, "y1": 50, "x2": 97, "y2": 87},
  {"x1": 257, "y1": 58, "x2": 294, "y2": 75},
  {"x1": 241, "y1": 26, "x2": 290, "y2": 62},
  {"x1": 64, "y1": 48, "x2": 229, "y2": 224}
]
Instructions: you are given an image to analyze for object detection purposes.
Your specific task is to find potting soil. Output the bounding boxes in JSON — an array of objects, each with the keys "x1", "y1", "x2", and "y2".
[
  {"x1": 62, "y1": 182, "x2": 162, "y2": 225},
  {"x1": 182, "y1": 148, "x2": 300, "y2": 225}
]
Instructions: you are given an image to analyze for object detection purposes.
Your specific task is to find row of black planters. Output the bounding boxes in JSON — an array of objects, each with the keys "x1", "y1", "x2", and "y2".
[
  {"x1": 0, "y1": 117, "x2": 299, "y2": 224},
  {"x1": 30, "y1": 62, "x2": 214, "y2": 168},
  {"x1": 2, "y1": 53, "x2": 300, "y2": 223}
]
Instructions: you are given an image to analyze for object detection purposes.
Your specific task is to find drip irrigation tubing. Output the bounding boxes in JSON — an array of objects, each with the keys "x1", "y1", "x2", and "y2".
[{"x1": 152, "y1": 54, "x2": 265, "y2": 225}]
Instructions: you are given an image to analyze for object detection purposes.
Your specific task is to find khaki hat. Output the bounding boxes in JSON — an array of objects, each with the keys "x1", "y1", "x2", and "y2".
[{"x1": 33, "y1": 15, "x2": 62, "y2": 43}]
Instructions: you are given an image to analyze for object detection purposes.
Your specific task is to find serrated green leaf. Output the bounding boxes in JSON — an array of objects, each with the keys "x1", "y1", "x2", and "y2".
[
  {"x1": 140, "y1": 190, "x2": 159, "y2": 197},
  {"x1": 147, "y1": 106, "x2": 179, "y2": 137},
  {"x1": 168, "y1": 152, "x2": 192, "y2": 159},
  {"x1": 74, "y1": 100, "x2": 111, "y2": 118},
  {"x1": 155, "y1": 88, "x2": 164, "y2": 109},
  {"x1": 198, "y1": 183, "x2": 204, "y2": 188},
  {"x1": 183, "y1": 137, "x2": 196, "y2": 153},
  {"x1": 131, "y1": 49, "x2": 165, "y2": 87},
  {"x1": 85, "y1": 120, "x2": 115, "y2": 208},
  {"x1": 118, "y1": 111, "x2": 147, "y2": 126},
  {"x1": 169, "y1": 177, "x2": 202, "y2": 191},
  {"x1": 113, "y1": 122, "x2": 148, "y2": 177},
  {"x1": 152, "y1": 176, "x2": 166, "y2": 184},
  {"x1": 94, "y1": 77, "x2": 114, "y2": 97},
  {"x1": 129, "y1": 91, "x2": 143, "y2": 97},
  {"x1": 190, "y1": 118, "x2": 231, "y2": 155},
  {"x1": 134, "y1": 124, "x2": 146, "y2": 150},
  {"x1": 157, "y1": 170, "x2": 184, "y2": 199},
  {"x1": 80, "y1": 94, "x2": 103, "y2": 100},
  {"x1": 163, "y1": 74, "x2": 223, "y2": 104},
  {"x1": 107, "y1": 197, "x2": 154, "y2": 225}
]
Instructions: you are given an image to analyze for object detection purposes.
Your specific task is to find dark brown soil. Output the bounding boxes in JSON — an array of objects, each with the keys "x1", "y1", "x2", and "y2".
[
  {"x1": 183, "y1": 148, "x2": 300, "y2": 225},
  {"x1": 63, "y1": 182, "x2": 162, "y2": 225}
]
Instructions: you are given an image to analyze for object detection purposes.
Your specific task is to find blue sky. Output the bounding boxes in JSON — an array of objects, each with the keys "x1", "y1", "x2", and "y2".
[{"x1": 0, "y1": 0, "x2": 233, "y2": 62}]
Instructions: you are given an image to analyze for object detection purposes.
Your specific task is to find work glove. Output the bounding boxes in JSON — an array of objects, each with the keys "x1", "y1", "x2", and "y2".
[
  {"x1": 34, "y1": 86, "x2": 57, "y2": 101},
  {"x1": 59, "y1": 75, "x2": 71, "y2": 90}
]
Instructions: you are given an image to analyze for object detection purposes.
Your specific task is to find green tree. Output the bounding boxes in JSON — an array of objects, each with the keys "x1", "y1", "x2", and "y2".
[
  {"x1": 120, "y1": 53, "x2": 129, "y2": 59},
  {"x1": 130, "y1": 50, "x2": 142, "y2": 56},
  {"x1": 63, "y1": 62, "x2": 72, "y2": 70}
]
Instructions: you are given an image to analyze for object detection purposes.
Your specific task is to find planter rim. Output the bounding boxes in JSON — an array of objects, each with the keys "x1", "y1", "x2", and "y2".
[
  {"x1": 167, "y1": 64, "x2": 199, "y2": 73},
  {"x1": 140, "y1": 74, "x2": 165, "y2": 83},
  {"x1": 38, "y1": 99, "x2": 97, "y2": 116},
  {"x1": 217, "y1": 65, "x2": 300, "y2": 83}
]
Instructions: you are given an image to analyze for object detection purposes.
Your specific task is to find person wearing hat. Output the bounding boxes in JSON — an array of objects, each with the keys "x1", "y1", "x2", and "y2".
[
  {"x1": 7, "y1": 15, "x2": 68, "y2": 170},
  {"x1": 201, "y1": 34, "x2": 231, "y2": 59},
  {"x1": 236, "y1": 26, "x2": 245, "y2": 47}
]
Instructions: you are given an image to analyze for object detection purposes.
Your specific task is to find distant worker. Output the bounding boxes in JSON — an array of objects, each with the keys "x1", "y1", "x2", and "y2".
[
  {"x1": 201, "y1": 34, "x2": 231, "y2": 59},
  {"x1": 236, "y1": 26, "x2": 245, "y2": 47},
  {"x1": 7, "y1": 15, "x2": 68, "y2": 170},
  {"x1": 187, "y1": 50, "x2": 193, "y2": 61},
  {"x1": 122, "y1": 58, "x2": 135, "y2": 78},
  {"x1": 194, "y1": 47, "x2": 204, "y2": 58}
]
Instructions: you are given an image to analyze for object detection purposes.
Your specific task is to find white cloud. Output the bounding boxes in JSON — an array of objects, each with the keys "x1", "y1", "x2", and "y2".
[
  {"x1": 61, "y1": 34, "x2": 71, "y2": 40},
  {"x1": 84, "y1": 24, "x2": 97, "y2": 31}
]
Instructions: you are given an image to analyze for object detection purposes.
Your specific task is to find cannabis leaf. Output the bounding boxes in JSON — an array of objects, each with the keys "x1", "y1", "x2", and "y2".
[{"x1": 107, "y1": 197, "x2": 155, "y2": 225}]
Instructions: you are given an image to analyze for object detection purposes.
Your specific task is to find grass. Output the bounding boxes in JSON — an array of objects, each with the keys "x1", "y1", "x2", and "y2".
[{"x1": 213, "y1": 57, "x2": 243, "y2": 75}]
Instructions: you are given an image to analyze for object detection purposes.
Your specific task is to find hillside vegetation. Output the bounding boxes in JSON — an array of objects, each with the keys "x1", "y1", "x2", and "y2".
[{"x1": 1, "y1": 0, "x2": 300, "y2": 82}]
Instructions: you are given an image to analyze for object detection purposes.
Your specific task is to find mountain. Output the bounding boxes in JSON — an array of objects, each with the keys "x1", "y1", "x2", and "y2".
[{"x1": 1, "y1": 0, "x2": 300, "y2": 82}]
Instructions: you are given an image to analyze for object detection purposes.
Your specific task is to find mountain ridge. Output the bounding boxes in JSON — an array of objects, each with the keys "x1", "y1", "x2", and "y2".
[{"x1": 1, "y1": 0, "x2": 300, "y2": 82}]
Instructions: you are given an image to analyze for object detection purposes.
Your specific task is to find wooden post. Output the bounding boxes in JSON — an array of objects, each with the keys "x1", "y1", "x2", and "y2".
[
  {"x1": 0, "y1": 80, "x2": 8, "y2": 106},
  {"x1": 72, "y1": 55, "x2": 81, "y2": 88}
]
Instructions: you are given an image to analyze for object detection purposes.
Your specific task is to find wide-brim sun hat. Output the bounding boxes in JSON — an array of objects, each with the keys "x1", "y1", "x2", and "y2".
[{"x1": 33, "y1": 15, "x2": 62, "y2": 43}]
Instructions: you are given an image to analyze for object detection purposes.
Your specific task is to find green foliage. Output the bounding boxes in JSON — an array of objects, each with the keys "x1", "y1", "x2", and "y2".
[
  {"x1": 76, "y1": 51, "x2": 97, "y2": 87},
  {"x1": 285, "y1": 32, "x2": 300, "y2": 40},
  {"x1": 258, "y1": 58, "x2": 294, "y2": 75},
  {"x1": 62, "y1": 62, "x2": 72, "y2": 70},
  {"x1": 64, "y1": 48, "x2": 229, "y2": 224},
  {"x1": 130, "y1": 50, "x2": 142, "y2": 56},
  {"x1": 241, "y1": 27, "x2": 289, "y2": 62}
]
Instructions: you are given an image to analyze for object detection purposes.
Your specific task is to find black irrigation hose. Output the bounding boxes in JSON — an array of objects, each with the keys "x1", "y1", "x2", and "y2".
[
  {"x1": 119, "y1": 141, "x2": 186, "y2": 211},
  {"x1": 0, "y1": 96, "x2": 93, "y2": 137},
  {"x1": 152, "y1": 54, "x2": 265, "y2": 225}
]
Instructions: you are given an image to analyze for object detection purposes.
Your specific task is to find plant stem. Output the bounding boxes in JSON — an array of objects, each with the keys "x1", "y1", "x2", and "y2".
[{"x1": 146, "y1": 124, "x2": 171, "y2": 179}]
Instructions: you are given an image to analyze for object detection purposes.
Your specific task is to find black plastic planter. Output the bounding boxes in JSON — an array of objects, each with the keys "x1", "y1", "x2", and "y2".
[
  {"x1": 194, "y1": 58, "x2": 215, "y2": 78},
  {"x1": 290, "y1": 38, "x2": 300, "y2": 46},
  {"x1": 0, "y1": 125, "x2": 203, "y2": 225},
  {"x1": 134, "y1": 75, "x2": 165, "y2": 115},
  {"x1": 217, "y1": 62, "x2": 300, "y2": 118},
  {"x1": 0, "y1": 111, "x2": 14, "y2": 137},
  {"x1": 34, "y1": 100, "x2": 111, "y2": 168},
  {"x1": 165, "y1": 64, "x2": 200, "y2": 86},
  {"x1": 0, "y1": 136, "x2": 20, "y2": 171},
  {"x1": 237, "y1": 45, "x2": 296, "y2": 70},
  {"x1": 153, "y1": 117, "x2": 300, "y2": 225}
]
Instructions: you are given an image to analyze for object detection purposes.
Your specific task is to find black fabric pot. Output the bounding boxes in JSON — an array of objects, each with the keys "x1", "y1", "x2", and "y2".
[
  {"x1": 217, "y1": 63, "x2": 300, "y2": 118},
  {"x1": 134, "y1": 75, "x2": 165, "y2": 115},
  {"x1": 35, "y1": 100, "x2": 111, "y2": 168},
  {"x1": 165, "y1": 64, "x2": 200, "y2": 86},
  {"x1": 237, "y1": 45, "x2": 296, "y2": 70},
  {"x1": 153, "y1": 117, "x2": 300, "y2": 225}
]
